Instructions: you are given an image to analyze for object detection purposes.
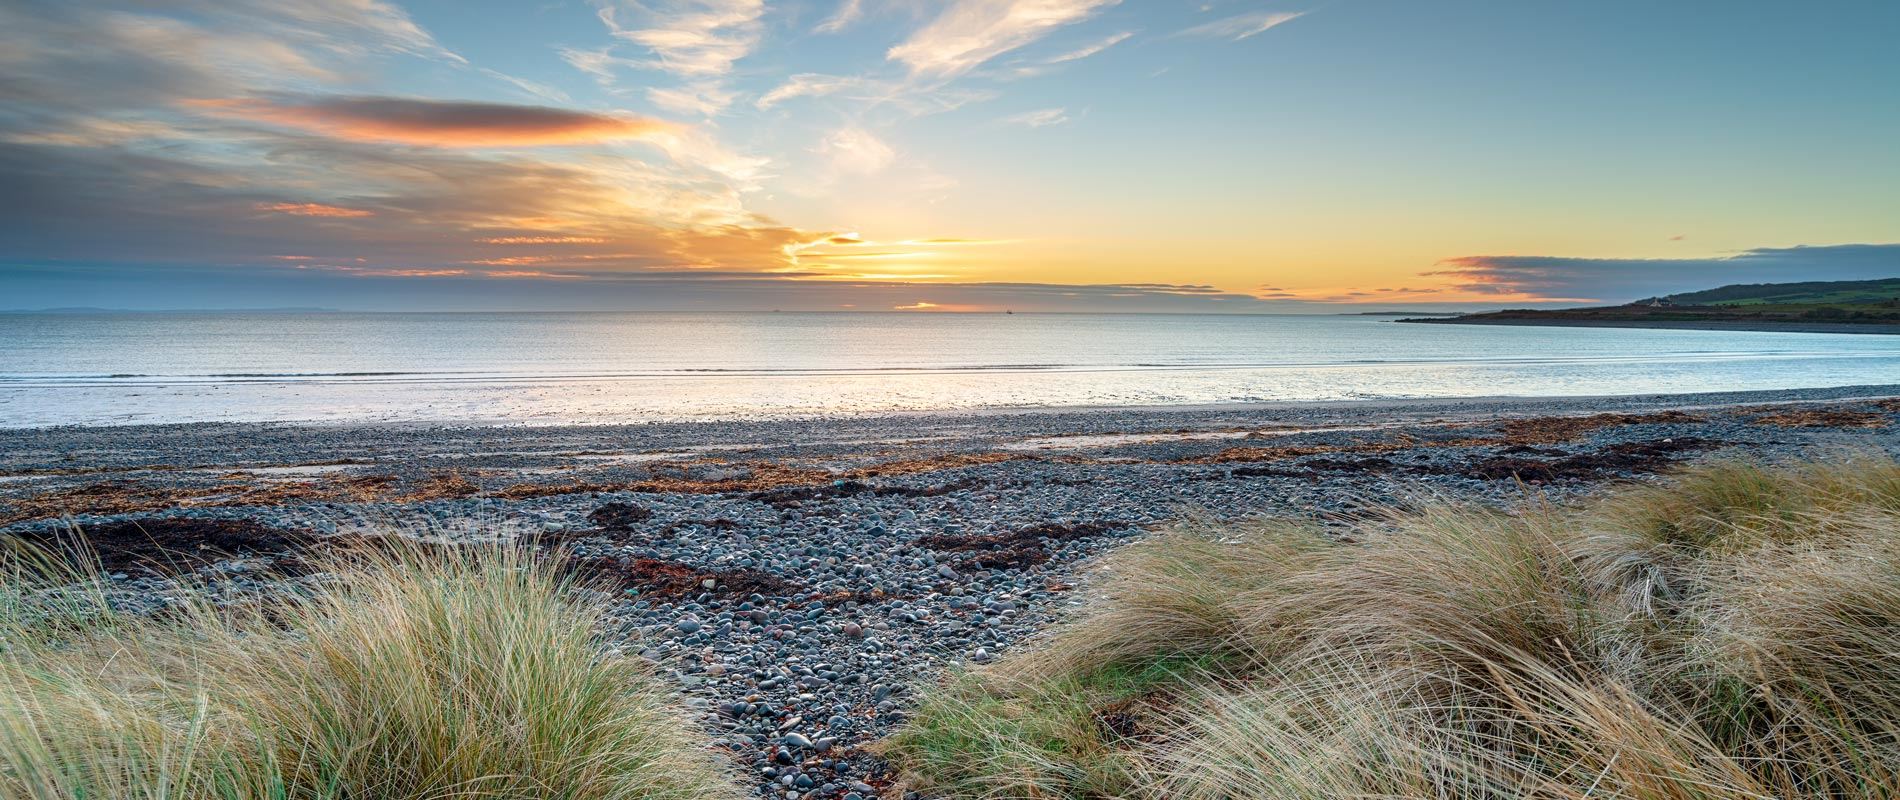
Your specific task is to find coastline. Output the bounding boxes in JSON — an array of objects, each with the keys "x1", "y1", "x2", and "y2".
[
  {"x1": 6, "y1": 384, "x2": 1900, "y2": 795},
  {"x1": 1399, "y1": 316, "x2": 1900, "y2": 335}
]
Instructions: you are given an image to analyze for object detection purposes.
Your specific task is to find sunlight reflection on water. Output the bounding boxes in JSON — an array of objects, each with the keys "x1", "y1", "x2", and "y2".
[{"x1": 2, "y1": 312, "x2": 1897, "y2": 426}]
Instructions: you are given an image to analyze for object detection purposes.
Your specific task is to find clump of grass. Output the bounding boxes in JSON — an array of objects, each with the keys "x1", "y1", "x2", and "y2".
[
  {"x1": 885, "y1": 455, "x2": 1900, "y2": 799},
  {"x1": 0, "y1": 538, "x2": 741, "y2": 800}
]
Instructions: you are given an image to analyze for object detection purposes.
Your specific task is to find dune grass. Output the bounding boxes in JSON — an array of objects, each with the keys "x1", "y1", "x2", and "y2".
[
  {"x1": 883, "y1": 455, "x2": 1900, "y2": 799},
  {"x1": 0, "y1": 539, "x2": 742, "y2": 800}
]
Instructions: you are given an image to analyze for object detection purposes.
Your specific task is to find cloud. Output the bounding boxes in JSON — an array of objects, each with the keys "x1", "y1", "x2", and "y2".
[
  {"x1": 255, "y1": 202, "x2": 375, "y2": 218},
  {"x1": 575, "y1": 1, "x2": 763, "y2": 117},
  {"x1": 599, "y1": 0, "x2": 765, "y2": 77},
  {"x1": 815, "y1": 127, "x2": 896, "y2": 174},
  {"x1": 1047, "y1": 30, "x2": 1132, "y2": 63},
  {"x1": 0, "y1": 0, "x2": 446, "y2": 119},
  {"x1": 202, "y1": 0, "x2": 463, "y2": 63},
  {"x1": 1006, "y1": 30, "x2": 1131, "y2": 78},
  {"x1": 1178, "y1": 10, "x2": 1304, "y2": 41},
  {"x1": 814, "y1": 0, "x2": 866, "y2": 34},
  {"x1": 647, "y1": 83, "x2": 738, "y2": 116},
  {"x1": 480, "y1": 68, "x2": 573, "y2": 104},
  {"x1": 479, "y1": 236, "x2": 609, "y2": 245},
  {"x1": 0, "y1": 0, "x2": 823, "y2": 307},
  {"x1": 0, "y1": 132, "x2": 811, "y2": 273},
  {"x1": 757, "y1": 73, "x2": 867, "y2": 109},
  {"x1": 999, "y1": 107, "x2": 1070, "y2": 127},
  {"x1": 888, "y1": 0, "x2": 1121, "y2": 76},
  {"x1": 196, "y1": 96, "x2": 676, "y2": 148},
  {"x1": 1427, "y1": 243, "x2": 1900, "y2": 303},
  {"x1": 558, "y1": 46, "x2": 637, "y2": 85}
]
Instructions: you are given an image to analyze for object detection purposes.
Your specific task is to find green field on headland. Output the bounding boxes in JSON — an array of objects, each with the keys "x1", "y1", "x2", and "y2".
[{"x1": 1407, "y1": 278, "x2": 1900, "y2": 332}]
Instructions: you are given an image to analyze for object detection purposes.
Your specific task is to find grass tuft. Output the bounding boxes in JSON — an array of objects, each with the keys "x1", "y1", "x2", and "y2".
[
  {"x1": 885, "y1": 455, "x2": 1900, "y2": 799},
  {"x1": 0, "y1": 538, "x2": 741, "y2": 800}
]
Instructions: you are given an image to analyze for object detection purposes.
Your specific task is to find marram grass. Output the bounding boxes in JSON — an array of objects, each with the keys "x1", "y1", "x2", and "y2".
[
  {"x1": 0, "y1": 541, "x2": 742, "y2": 800},
  {"x1": 884, "y1": 455, "x2": 1900, "y2": 799}
]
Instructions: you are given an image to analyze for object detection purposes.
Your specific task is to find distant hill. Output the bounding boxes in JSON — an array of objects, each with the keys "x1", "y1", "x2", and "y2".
[
  {"x1": 1399, "y1": 277, "x2": 1900, "y2": 334},
  {"x1": 1649, "y1": 278, "x2": 1900, "y2": 307}
]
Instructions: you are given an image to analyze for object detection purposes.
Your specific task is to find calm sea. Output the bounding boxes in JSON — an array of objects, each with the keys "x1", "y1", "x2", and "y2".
[{"x1": 2, "y1": 311, "x2": 1897, "y2": 427}]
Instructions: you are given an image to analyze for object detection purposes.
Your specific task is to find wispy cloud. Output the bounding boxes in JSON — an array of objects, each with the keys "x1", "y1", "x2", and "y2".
[
  {"x1": 196, "y1": 96, "x2": 676, "y2": 148},
  {"x1": 1007, "y1": 29, "x2": 1132, "y2": 78},
  {"x1": 815, "y1": 127, "x2": 896, "y2": 174},
  {"x1": 479, "y1": 68, "x2": 573, "y2": 104},
  {"x1": 255, "y1": 202, "x2": 375, "y2": 218},
  {"x1": 999, "y1": 107, "x2": 1070, "y2": 127},
  {"x1": 813, "y1": 0, "x2": 865, "y2": 34},
  {"x1": 1178, "y1": 10, "x2": 1304, "y2": 41},
  {"x1": 582, "y1": 0, "x2": 765, "y2": 115},
  {"x1": 240, "y1": 0, "x2": 465, "y2": 63},
  {"x1": 557, "y1": 46, "x2": 636, "y2": 85},
  {"x1": 757, "y1": 73, "x2": 867, "y2": 109},
  {"x1": 888, "y1": 0, "x2": 1121, "y2": 76},
  {"x1": 647, "y1": 84, "x2": 737, "y2": 117},
  {"x1": 479, "y1": 236, "x2": 609, "y2": 245},
  {"x1": 599, "y1": 0, "x2": 765, "y2": 77},
  {"x1": 1048, "y1": 30, "x2": 1132, "y2": 63}
]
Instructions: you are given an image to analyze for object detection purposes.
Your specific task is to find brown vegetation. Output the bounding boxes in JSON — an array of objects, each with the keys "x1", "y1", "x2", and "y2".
[
  {"x1": 0, "y1": 474, "x2": 400, "y2": 525},
  {"x1": 1750, "y1": 408, "x2": 1890, "y2": 428},
  {"x1": 9, "y1": 517, "x2": 312, "y2": 576},
  {"x1": 1492, "y1": 410, "x2": 1703, "y2": 443},
  {"x1": 493, "y1": 452, "x2": 1016, "y2": 502},
  {"x1": 917, "y1": 522, "x2": 1122, "y2": 572},
  {"x1": 568, "y1": 555, "x2": 801, "y2": 600}
]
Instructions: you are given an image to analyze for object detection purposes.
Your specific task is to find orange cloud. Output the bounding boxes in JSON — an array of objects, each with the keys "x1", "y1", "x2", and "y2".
[
  {"x1": 356, "y1": 268, "x2": 469, "y2": 277},
  {"x1": 198, "y1": 96, "x2": 674, "y2": 147},
  {"x1": 488, "y1": 270, "x2": 585, "y2": 279},
  {"x1": 255, "y1": 202, "x2": 374, "y2": 217},
  {"x1": 478, "y1": 235, "x2": 608, "y2": 244}
]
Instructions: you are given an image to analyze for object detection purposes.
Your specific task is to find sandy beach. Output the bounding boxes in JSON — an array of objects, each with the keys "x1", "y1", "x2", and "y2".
[{"x1": 5, "y1": 385, "x2": 1900, "y2": 794}]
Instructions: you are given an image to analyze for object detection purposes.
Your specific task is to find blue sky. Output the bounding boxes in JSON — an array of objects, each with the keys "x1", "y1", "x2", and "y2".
[{"x1": 2, "y1": 0, "x2": 1897, "y2": 311}]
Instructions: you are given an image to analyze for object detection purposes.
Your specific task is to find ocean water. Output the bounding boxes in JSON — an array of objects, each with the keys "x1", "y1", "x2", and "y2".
[{"x1": 1, "y1": 311, "x2": 1897, "y2": 427}]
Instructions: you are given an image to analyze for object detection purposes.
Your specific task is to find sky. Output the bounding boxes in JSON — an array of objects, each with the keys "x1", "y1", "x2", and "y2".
[{"x1": 1, "y1": 0, "x2": 1897, "y2": 312}]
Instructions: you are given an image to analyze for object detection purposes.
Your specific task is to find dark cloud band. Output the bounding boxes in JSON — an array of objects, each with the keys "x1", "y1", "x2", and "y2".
[{"x1": 1429, "y1": 244, "x2": 1900, "y2": 303}]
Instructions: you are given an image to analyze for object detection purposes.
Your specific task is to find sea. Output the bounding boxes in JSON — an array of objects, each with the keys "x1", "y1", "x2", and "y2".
[{"x1": 2, "y1": 311, "x2": 1898, "y2": 427}]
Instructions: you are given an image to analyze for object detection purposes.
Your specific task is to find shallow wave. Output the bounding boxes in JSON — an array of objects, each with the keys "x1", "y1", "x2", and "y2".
[{"x1": 0, "y1": 349, "x2": 1887, "y2": 387}]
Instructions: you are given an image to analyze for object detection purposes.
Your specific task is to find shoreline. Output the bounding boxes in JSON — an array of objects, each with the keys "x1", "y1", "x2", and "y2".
[
  {"x1": 6, "y1": 385, "x2": 1900, "y2": 798},
  {"x1": 1400, "y1": 316, "x2": 1900, "y2": 335},
  {"x1": 6, "y1": 382, "x2": 1900, "y2": 434}
]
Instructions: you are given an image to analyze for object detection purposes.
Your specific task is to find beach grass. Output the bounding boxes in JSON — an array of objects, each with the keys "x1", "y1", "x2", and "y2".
[
  {"x1": 882, "y1": 455, "x2": 1900, "y2": 799},
  {"x1": 0, "y1": 539, "x2": 742, "y2": 800}
]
